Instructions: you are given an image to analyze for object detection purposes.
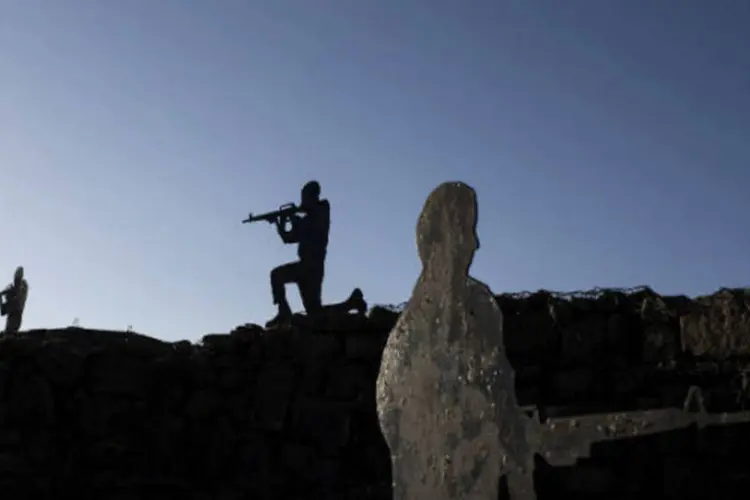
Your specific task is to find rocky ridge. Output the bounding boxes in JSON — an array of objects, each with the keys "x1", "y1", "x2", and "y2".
[{"x1": 0, "y1": 286, "x2": 749, "y2": 499}]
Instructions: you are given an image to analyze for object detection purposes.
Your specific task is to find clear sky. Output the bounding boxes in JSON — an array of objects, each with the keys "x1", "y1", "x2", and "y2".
[{"x1": 1, "y1": 1, "x2": 748, "y2": 341}]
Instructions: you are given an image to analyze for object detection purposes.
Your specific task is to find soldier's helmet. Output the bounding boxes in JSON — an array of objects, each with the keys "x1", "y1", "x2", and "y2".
[{"x1": 301, "y1": 180, "x2": 321, "y2": 207}]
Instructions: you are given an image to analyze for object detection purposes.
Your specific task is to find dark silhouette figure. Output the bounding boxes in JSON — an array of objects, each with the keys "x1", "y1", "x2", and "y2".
[
  {"x1": 1, "y1": 266, "x2": 29, "y2": 335},
  {"x1": 375, "y1": 182, "x2": 536, "y2": 500},
  {"x1": 267, "y1": 181, "x2": 330, "y2": 328}
]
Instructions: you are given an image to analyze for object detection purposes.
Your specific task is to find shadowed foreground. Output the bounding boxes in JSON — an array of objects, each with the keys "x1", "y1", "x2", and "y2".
[{"x1": 1, "y1": 287, "x2": 749, "y2": 499}]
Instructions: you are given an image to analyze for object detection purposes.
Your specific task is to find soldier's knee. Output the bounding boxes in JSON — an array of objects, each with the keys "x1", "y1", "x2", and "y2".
[{"x1": 270, "y1": 266, "x2": 283, "y2": 283}]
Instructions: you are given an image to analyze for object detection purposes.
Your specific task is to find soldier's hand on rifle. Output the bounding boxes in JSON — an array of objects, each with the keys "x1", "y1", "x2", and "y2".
[{"x1": 274, "y1": 215, "x2": 288, "y2": 236}]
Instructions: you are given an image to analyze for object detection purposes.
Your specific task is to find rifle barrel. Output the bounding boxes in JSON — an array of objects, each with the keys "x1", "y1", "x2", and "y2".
[
  {"x1": 242, "y1": 203, "x2": 302, "y2": 224},
  {"x1": 532, "y1": 405, "x2": 750, "y2": 467}
]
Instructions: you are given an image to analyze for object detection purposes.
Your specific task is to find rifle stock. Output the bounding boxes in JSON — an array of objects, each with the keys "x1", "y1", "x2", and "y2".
[
  {"x1": 242, "y1": 203, "x2": 302, "y2": 224},
  {"x1": 524, "y1": 386, "x2": 750, "y2": 467}
]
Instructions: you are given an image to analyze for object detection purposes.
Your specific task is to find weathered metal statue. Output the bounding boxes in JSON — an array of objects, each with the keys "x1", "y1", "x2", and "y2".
[
  {"x1": 374, "y1": 183, "x2": 750, "y2": 500},
  {"x1": 375, "y1": 182, "x2": 536, "y2": 500}
]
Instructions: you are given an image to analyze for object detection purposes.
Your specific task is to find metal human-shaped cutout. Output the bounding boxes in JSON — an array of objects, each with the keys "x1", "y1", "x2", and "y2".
[{"x1": 375, "y1": 182, "x2": 536, "y2": 500}]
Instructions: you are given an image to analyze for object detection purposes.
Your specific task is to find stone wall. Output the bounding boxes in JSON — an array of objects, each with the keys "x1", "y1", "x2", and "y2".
[{"x1": 0, "y1": 287, "x2": 749, "y2": 499}]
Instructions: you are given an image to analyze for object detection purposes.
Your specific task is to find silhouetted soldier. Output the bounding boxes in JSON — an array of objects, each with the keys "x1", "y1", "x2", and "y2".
[
  {"x1": 1, "y1": 266, "x2": 29, "y2": 335},
  {"x1": 267, "y1": 180, "x2": 330, "y2": 328}
]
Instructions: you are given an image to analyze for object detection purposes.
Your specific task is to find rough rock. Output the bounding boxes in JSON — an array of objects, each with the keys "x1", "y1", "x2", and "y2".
[{"x1": 0, "y1": 286, "x2": 746, "y2": 498}]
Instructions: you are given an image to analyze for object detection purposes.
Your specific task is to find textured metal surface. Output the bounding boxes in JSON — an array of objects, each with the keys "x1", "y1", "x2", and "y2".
[
  {"x1": 528, "y1": 386, "x2": 750, "y2": 466},
  {"x1": 375, "y1": 182, "x2": 536, "y2": 500}
]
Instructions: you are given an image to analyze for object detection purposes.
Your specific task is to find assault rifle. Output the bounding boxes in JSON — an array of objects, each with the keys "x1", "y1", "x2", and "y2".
[
  {"x1": 497, "y1": 386, "x2": 750, "y2": 500},
  {"x1": 523, "y1": 386, "x2": 750, "y2": 467},
  {"x1": 242, "y1": 203, "x2": 305, "y2": 225}
]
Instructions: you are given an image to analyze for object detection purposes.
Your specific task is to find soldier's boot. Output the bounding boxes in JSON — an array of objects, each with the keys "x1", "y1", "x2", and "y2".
[
  {"x1": 265, "y1": 303, "x2": 292, "y2": 329},
  {"x1": 346, "y1": 288, "x2": 368, "y2": 315}
]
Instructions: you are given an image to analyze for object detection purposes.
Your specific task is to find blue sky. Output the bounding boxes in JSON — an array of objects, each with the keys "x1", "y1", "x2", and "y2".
[{"x1": 1, "y1": 1, "x2": 748, "y2": 341}]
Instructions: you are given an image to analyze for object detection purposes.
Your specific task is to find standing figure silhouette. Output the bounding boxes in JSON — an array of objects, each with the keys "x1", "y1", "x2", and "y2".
[{"x1": 376, "y1": 182, "x2": 536, "y2": 500}]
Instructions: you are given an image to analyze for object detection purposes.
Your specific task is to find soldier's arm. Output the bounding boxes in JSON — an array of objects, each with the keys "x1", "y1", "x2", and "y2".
[
  {"x1": 304, "y1": 200, "x2": 328, "y2": 242},
  {"x1": 295, "y1": 201, "x2": 328, "y2": 244},
  {"x1": 318, "y1": 200, "x2": 330, "y2": 230}
]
